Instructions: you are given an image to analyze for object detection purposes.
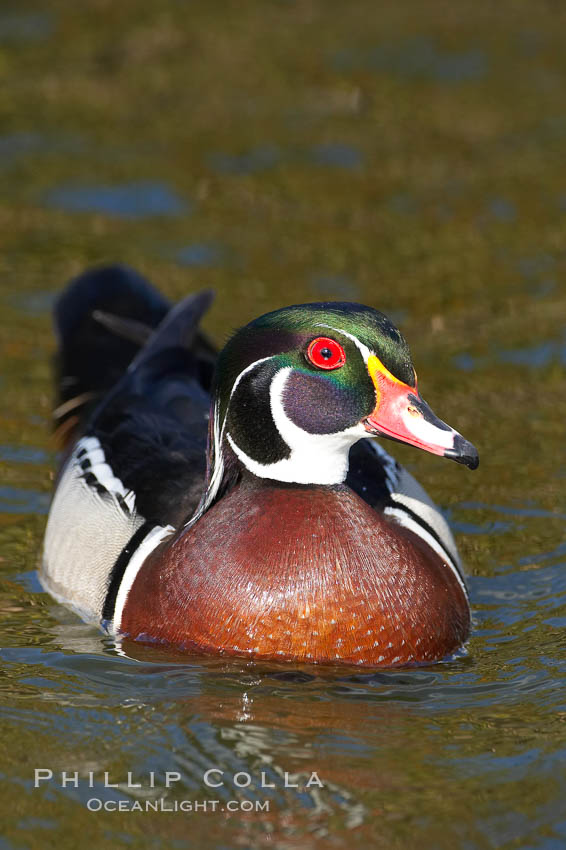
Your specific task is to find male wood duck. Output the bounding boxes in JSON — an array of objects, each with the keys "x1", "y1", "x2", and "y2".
[{"x1": 41, "y1": 265, "x2": 478, "y2": 667}]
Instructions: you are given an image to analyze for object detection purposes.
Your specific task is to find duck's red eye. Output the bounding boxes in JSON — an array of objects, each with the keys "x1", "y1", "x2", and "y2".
[{"x1": 306, "y1": 337, "x2": 346, "y2": 370}]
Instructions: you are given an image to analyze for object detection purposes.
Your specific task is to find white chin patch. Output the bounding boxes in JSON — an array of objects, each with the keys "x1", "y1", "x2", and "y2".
[{"x1": 227, "y1": 367, "x2": 366, "y2": 485}]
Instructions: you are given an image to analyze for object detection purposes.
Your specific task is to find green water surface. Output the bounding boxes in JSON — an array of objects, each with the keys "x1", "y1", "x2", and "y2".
[{"x1": 1, "y1": 1, "x2": 566, "y2": 847}]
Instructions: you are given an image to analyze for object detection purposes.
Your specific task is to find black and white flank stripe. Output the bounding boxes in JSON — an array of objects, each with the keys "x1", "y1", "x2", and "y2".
[{"x1": 41, "y1": 436, "x2": 173, "y2": 629}]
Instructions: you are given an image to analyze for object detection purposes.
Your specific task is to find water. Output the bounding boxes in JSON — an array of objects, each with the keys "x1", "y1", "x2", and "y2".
[
  {"x1": 1, "y1": 1, "x2": 565, "y2": 846},
  {"x1": 44, "y1": 181, "x2": 189, "y2": 218}
]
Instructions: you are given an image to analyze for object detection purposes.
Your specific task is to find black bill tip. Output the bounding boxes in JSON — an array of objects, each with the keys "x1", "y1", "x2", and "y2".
[{"x1": 444, "y1": 434, "x2": 479, "y2": 470}]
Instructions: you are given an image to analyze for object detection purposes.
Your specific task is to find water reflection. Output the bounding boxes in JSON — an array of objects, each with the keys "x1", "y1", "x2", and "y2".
[
  {"x1": 333, "y1": 39, "x2": 488, "y2": 83},
  {"x1": 176, "y1": 243, "x2": 227, "y2": 268},
  {"x1": 309, "y1": 274, "x2": 360, "y2": 300},
  {"x1": 487, "y1": 198, "x2": 517, "y2": 222},
  {"x1": 207, "y1": 143, "x2": 363, "y2": 175},
  {"x1": 44, "y1": 182, "x2": 189, "y2": 218},
  {"x1": 0, "y1": 445, "x2": 48, "y2": 464},
  {"x1": 308, "y1": 143, "x2": 363, "y2": 169},
  {"x1": 453, "y1": 337, "x2": 566, "y2": 370},
  {"x1": 208, "y1": 147, "x2": 282, "y2": 176},
  {"x1": 0, "y1": 486, "x2": 50, "y2": 514},
  {"x1": 0, "y1": 12, "x2": 53, "y2": 42}
]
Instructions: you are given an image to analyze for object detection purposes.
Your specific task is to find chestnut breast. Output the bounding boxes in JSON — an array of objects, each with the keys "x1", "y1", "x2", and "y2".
[{"x1": 122, "y1": 479, "x2": 470, "y2": 666}]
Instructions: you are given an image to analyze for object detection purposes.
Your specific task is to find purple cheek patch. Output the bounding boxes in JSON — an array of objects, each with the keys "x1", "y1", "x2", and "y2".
[{"x1": 281, "y1": 371, "x2": 362, "y2": 435}]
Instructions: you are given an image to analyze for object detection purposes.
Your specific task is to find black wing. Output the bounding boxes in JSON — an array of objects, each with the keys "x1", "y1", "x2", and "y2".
[{"x1": 55, "y1": 266, "x2": 216, "y2": 528}]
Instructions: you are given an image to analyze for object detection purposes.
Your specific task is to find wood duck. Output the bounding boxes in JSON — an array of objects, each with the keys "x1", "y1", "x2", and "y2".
[{"x1": 41, "y1": 265, "x2": 478, "y2": 667}]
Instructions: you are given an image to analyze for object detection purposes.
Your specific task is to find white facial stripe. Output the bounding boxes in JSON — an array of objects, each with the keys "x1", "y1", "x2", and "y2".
[
  {"x1": 186, "y1": 356, "x2": 274, "y2": 525},
  {"x1": 202, "y1": 402, "x2": 224, "y2": 513},
  {"x1": 210, "y1": 336, "x2": 372, "y2": 489},
  {"x1": 314, "y1": 323, "x2": 372, "y2": 363},
  {"x1": 228, "y1": 367, "x2": 366, "y2": 485},
  {"x1": 216, "y1": 355, "x2": 272, "y2": 473},
  {"x1": 229, "y1": 356, "x2": 272, "y2": 400}
]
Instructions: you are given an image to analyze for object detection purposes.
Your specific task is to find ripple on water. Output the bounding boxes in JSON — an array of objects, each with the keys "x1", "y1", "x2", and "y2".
[
  {"x1": 0, "y1": 133, "x2": 84, "y2": 170},
  {"x1": 0, "y1": 486, "x2": 50, "y2": 515},
  {"x1": 453, "y1": 337, "x2": 566, "y2": 370},
  {"x1": 332, "y1": 39, "x2": 488, "y2": 83},
  {"x1": 0, "y1": 445, "x2": 49, "y2": 464},
  {"x1": 207, "y1": 143, "x2": 363, "y2": 175},
  {"x1": 487, "y1": 197, "x2": 517, "y2": 222},
  {"x1": 456, "y1": 501, "x2": 566, "y2": 521},
  {"x1": 208, "y1": 146, "x2": 282, "y2": 175},
  {"x1": 310, "y1": 274, "x2": 361, "y2": 300},
  {"x1": 175, "y1": 243, "x2": 227, "y2": 268},
  {"x1": 0, "y1": 12, "x2": 53, "y2": 42},
  {"x1": 43, "y1": 181, "x2": 189, "y2": 219},
  {"x1": 308, "y1": 143, "x2": 363, "y2": 169},
  {"x1": 0, "y1": 133, "x2": 46, "y2": 167}
]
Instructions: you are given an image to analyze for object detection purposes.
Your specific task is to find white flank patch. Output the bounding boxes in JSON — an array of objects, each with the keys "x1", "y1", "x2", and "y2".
[
  {"x1": 111, "y1": 524, "x2": 175, "y2": 634},
  {"x1": 364, "y1": 439, "x2": 467, "y2": 595},
  {"x1": 228, "y1": 367, "x2": 367, "y2": 485},
  {"x1": 42, "y1": 436, "x2": 145, "y2": 623},
  {"x1": 384, "y1": 505, "x2": 468, "y2": 598},
  {"x1": 389, "y1": 465, "x2": 462, "y2": 569}
]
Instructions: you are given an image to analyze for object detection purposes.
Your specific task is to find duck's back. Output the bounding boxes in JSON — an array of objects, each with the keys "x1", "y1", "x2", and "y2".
[{"x1": 41, "y1": 267, "x2": 215, "y2": 623}]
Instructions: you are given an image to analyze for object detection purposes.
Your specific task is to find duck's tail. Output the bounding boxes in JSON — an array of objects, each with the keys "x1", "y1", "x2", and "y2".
[{"x1": 53, "y1": 265, "x2": 215, "y2": 449}]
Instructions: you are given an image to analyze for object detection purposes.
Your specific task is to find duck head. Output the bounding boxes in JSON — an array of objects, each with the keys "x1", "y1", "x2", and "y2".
[{"x1": 202, "y1": 302, "x2": 478, "y2": 508}]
